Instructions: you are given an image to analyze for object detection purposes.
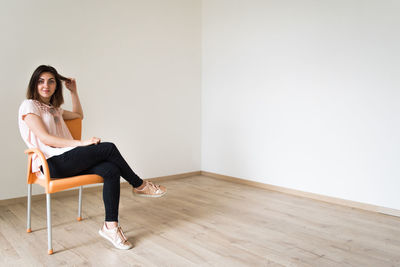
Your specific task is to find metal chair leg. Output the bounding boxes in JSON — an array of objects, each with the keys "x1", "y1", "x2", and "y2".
[
  {"x1": 46, "y1": 193, "x2": 53, "y2": 255},
  {"x1": 27, "y1": 184, "x2": 32, "y2": 233},
  {"x1": 77, "y1": 186, "x2": 83, "y2": 221}
]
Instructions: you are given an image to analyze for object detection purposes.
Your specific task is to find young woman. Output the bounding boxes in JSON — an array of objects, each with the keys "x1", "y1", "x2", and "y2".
[{"x1": 18, "y1": 65, "x2": 166, "y2": 250}]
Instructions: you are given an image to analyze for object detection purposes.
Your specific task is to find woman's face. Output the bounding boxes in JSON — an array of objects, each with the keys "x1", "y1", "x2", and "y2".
[{"x1": 37, "y1": 72, "x2": 56, "y2": 103}]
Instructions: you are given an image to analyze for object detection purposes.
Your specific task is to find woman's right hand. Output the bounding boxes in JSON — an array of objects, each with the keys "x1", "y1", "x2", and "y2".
[{"x1": 80, "y1": 137, "x2": 101, "y2": 146}]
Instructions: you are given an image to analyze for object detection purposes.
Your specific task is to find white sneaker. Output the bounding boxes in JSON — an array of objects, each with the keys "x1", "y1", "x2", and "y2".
[{"x1": 98, "y1": 223, "x2": 133, "y2": 250}]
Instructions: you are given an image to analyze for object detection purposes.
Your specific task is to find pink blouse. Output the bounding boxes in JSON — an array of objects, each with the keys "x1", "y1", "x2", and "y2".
[{"x1": 18, "y1": 99, "x2": 76, "y2": 173}]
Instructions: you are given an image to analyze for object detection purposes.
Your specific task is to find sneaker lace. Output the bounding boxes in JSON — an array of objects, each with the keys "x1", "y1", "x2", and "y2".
[
  {"x1": 147, "y1": 182, "x2": 160, "y2": 192},
  {"x1": 115, "y1": 226, "x2": 128, "y2": 245}
]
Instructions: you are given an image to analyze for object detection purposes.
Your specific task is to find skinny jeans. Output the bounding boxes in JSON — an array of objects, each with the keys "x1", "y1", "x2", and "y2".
[{"x1": 47, "y1": 142, "x2": 143, "y2": 222}]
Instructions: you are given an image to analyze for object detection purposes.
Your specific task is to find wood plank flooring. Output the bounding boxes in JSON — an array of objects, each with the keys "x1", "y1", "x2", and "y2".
[{"x1": 1, "y1": 175, "x2": 399, "y2": 266}]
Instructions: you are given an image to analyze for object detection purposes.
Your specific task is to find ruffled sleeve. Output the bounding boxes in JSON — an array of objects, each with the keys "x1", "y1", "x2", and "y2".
[{"x1": 20, "y1": 99, "x2": 41, "y2": 120}]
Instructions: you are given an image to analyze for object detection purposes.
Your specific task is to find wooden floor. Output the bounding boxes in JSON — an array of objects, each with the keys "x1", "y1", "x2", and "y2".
[{"x1": 1, "y1": 175, "x2": 400, "y2": 266}]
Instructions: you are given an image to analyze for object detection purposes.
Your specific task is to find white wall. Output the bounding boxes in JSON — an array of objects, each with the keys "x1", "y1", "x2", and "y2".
[
  {"x1": 202, "y1": 0, "x2": 400, "y2": 210},
  {"x1": 2, "y1": 0, "x2": 399, "y2": 212},
  {"x1": 0, "y1": 0, "x2": 201, "y2": 200}
]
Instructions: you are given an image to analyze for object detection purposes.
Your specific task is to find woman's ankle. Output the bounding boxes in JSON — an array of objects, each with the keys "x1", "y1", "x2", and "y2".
[
  {"x1": 105, "y1": 221, "x2": 118, "y2": 229},
  {"x1": 134, "y1": 181, "x2": 147, "y2": 191}
]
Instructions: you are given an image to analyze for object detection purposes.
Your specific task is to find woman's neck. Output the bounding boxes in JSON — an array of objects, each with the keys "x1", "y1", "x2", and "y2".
[{"x1": 39, "y1": 97, "x2": 51, "y2": 105}]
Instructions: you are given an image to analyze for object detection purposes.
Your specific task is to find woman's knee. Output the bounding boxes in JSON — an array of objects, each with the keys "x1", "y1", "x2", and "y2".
[
  {"x1": 99, "y1": 142, "x2": 118, "y2": 154},
  {"x1": 101, "y1": 141, "x2": 115, "y2": 147},
  {"x1": 99, "y1": 142, "x2": 116, "y2": 150}
]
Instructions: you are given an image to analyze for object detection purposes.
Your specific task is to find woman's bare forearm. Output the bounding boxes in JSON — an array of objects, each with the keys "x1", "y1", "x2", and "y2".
[
  {"x1": 71, "y1": 91, "x2": 84, "y2": 119},
  {"x1": 41, "y1": 133, "x2": 82, "y2": 148}
]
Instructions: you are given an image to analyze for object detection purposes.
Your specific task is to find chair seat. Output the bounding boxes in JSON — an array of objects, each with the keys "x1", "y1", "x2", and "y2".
[{"x1": 31, "y1": 174, "x2": 104, "y2": 194}]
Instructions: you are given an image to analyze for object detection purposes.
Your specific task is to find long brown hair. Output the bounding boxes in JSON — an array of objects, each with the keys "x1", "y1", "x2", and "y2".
[{"x1": 26, "y1": 65, "x2": 70, "y2": 108}]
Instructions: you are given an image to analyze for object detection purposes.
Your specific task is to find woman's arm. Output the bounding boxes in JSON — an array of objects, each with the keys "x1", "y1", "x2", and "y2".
[
  {"x1": 62, "y1": 78, "x2": 84, "y2": 120},
  {"x1": 24, "y1": 113, "x2": 100, "y2": 147}
]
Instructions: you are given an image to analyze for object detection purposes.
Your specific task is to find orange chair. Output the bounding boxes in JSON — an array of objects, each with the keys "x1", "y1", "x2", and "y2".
[{"x1": 25, "y1": 118, "x2": 103, "y2": 255}]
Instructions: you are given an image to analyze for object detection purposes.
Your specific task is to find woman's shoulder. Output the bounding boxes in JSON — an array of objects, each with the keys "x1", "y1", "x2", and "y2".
[
  {"x1": 19, "y1": 99, "x2": 34, "y2": 110},
  {"x1": 21, "y1": 99, "x2": 54, "y2": 111},
  {"x1": 19, "y1": 99, "x2": 43, "y2": 116},
  {"x1": 20, "y1": 99, "x2": 40, "y2": 107}
]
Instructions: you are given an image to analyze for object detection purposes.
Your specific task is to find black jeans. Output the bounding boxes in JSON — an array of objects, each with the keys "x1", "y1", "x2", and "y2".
[{"x1": 47, "y1": 142, "x2": 143, "y2": 222}]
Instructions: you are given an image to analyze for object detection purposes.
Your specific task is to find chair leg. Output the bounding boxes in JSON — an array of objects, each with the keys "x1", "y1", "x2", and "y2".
[
  {"x1": 46, "y1": 193, "x2": 53, "y2": 255},
  {"x1": 27, "y1": 184, "x2": 32, "y2": 233},
  {"x1": 77, "y1": 186, "x2": 83, "y2": 221}
]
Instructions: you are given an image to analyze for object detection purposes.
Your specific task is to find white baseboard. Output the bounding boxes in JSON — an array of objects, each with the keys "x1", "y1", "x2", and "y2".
[
  {"x1": 201, "y1": 171, "x2": 400, "y2": 218},
  {"x1": 2, "y1": 170, "x2": 399, "y2": 218}
]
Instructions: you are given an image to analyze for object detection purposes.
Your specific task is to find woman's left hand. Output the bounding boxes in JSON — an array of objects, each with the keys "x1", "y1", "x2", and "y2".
[{"x1": 65, "y1": 78, "x2": 77, "y2": 94}]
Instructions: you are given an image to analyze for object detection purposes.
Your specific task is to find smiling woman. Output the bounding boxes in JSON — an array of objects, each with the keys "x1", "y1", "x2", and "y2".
[
  {"x1": 18, "y1": 65, "x2": 167, "y2": 250},
  {"x1": 37, "y1": 74, "x2": 56, "y2": 102}
]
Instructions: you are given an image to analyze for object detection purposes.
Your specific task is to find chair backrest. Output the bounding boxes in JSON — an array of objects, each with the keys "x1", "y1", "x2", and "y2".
[{"x1": 64, "y1": 119, "x2": 82, "y2": 140}]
